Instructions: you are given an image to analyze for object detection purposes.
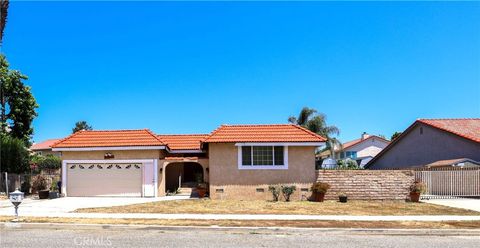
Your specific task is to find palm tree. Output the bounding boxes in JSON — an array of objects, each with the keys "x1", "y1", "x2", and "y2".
[
  {"x1": 288, "y1": 107, "x2": 341, "y2": 157},
  {"x1": 0, "y1": 0, "x2": 8, "y2": 45}
]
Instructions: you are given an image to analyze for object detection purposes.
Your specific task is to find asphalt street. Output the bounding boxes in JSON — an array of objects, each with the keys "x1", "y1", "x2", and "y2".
[{"x1": 1, "y1": 225, "x2": 479, "y2": 248}]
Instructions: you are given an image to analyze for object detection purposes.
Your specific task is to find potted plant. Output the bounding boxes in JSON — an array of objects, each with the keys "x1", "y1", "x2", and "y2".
[
  {"x1": 311, "y1": 182, "x2": 330, "y2": 202},
  {"x1": 338, "y1": 192, "x2": 348, "y2": 203},
  {"x1": 409, "y1": 181, "x2": 426, "y2": 202},
  {"x1": 32, "y1": 175, "x2": 49, "y2": 199},
  {"x1": 196, "y1": 183, "x2": 208, "y2": 198},
  {"x1": 49, "y1": 180, "x2": 59, "y2": 199}
]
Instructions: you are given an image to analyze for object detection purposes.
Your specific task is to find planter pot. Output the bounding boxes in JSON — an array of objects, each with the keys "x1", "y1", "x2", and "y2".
[
  {"x1": 197, "y1": 188, "x2": 207, "y2": 198},
  {"x1": 49, "y1": 192, "x2": 59, "y2": 199},
  {"x1": 339, "y1": 196, "x2": 348, "y2": 203},
  {"x1": 38, "y1": 190, "x2": 50, "y2": 199},
  {"x1": 313, "y1": 192, "x2": 326, "y2": 202},
  {"x1": 410, "y1": 192, "x2": 421, "y2": 202}
]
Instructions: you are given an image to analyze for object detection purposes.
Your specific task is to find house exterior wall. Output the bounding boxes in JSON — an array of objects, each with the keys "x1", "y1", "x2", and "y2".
[
  {"x1": 368, "y1": 123, "x2": 480, "y2": 169},
  {"x1": 336, "y1": 137, "x2": 389, "y2": 159},
  {"x1": 33, "y1": 149, "x2": 61, "y2": 157},
  {"x1": 61, "y1": 150, "x2": 165, "y2": 160},
  {"x1": 208, "y1": 143, "x2": 317, "y2": 200}
]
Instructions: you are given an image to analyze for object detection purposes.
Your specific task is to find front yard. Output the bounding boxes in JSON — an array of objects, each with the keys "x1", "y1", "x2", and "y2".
[{"x1": 75, "y1": 199, "x2": 480, "y2": 216}]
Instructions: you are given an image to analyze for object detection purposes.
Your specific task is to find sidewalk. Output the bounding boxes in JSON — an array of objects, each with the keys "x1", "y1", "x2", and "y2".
[{"x1": 2, "y1": 211, "x2": 480, "y2": 222}]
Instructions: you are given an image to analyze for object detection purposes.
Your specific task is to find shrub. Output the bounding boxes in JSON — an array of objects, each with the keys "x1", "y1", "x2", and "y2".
[
  {"x1": 281, "y1": 185, "x2": 296, "y2": 202},
  {"x1": 410, "y1": 181, "x2": 426, "y2": 194},
  {"x1": 0, "y1": 134, "x2": 30, "y2": 173},
  {"x1": 311, "y1": 182, "x2": 330, "y2": 193},
  {"x1": 51, "y1": 179, "x2": 59, "y2": 191},
  {"x1": 31, "y1": 175, "x2": 49, "y2": 192},
  {"x1": 37, "y1": 155, "x2": 62, "y2": 172},
  {"x1": 268, "y1": 185, "x2": 281, "y2": 201},
  {"x1": 337, "y1": 158, "x2": 360, "y2": 169}
]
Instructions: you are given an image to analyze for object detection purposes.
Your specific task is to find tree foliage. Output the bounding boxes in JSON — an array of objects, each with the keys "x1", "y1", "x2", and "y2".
[
  {"x1": 0, "y1": 54, "x2": 38, "y2": 145},
  {"x1": 0, "y1": 134, "x2": 29, "y2": 173},
  {"x1": 72, "y1": 120, "x2": 93, "y2": 133},
  {"x1": 288, "y1": 107, "x2": 341, "y2": 157},
  {"x1": 0, "y1": 0, "x2": 8, "y2": 43},
  {"x1": 336, "y1": 159, "x2": 360, "y2": 170},
  {"x1": 36, "y1": 154, "x2": 62, "y2": 172},
  {"x1": 391, "y1": 131, "x2": 402, "y2": 141}
]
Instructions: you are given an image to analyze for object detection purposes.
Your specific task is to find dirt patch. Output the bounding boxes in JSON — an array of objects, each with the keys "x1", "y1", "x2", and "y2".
[
  {"x1": 1, "y1": 216, "x2": 479, "y2": 229},
  {"x1": 75, "y1": 199, "x2": 480, "y2": 216}
]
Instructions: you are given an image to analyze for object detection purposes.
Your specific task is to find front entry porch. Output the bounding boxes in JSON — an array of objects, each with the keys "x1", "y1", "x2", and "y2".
[{"x1": 159, "y1": 157, "x2": 209, "y2": 197}]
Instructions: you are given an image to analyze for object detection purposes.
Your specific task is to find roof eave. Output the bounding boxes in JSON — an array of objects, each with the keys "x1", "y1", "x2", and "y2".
[{"x1": 52, "y1": 145, "x2": 167, "y2": 151}]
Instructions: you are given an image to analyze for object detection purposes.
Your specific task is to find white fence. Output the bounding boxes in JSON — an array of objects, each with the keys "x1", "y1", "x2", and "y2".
[{"x1": 414, "y1": 168, "x2": 480, "y2": 199}]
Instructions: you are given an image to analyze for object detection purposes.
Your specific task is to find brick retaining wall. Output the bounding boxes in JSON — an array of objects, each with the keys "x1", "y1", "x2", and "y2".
[{"x1": 316, "y1": 170, "x2": 415, "y2": 200}]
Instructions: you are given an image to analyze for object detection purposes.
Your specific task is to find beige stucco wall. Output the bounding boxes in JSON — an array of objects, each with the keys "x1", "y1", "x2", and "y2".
[
  {"x1": 208, "y1": 143, "x2": 317, "y2": 200},
  {"x1": 61, "y1": 150, "x2": 165, "y2": 160}
]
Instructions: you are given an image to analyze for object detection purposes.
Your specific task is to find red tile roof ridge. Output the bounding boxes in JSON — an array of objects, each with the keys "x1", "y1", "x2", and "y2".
[
  {"x1": 51, "y1": 129, "x2": 167, "y2": 148},
  {"x1": 144, "y1": 129, "x2": 167, "y2": 145},
  {"x1": 51, "y1": 130, "x2": 86, "y2": 148},
  {"x1": 157, "y1": 134, "x2": 209, "y2": 136},
  {"x1": 416, "y1": 119, "x2": 480, "y2": 143},
  {"x1": 220, "y1": 123, "x2": 298, "y2": 127},
  {"x1": 70, "y1": 128, "x2": 152, "y2": 132},
  {"x1": 291, "y1": 124, "x2": 328, "y2": 141},
  {"x1": 418, "y1": 118, "x2": 480, "y2": 121}
]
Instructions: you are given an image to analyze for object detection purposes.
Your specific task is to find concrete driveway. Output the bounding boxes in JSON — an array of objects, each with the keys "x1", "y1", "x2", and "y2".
[
  {"x1": 0, "y1": 196, "x2": 189, "y2": 216},
  {"x1": 422, "y1": 198, "x2": 480, "y2": 212}
]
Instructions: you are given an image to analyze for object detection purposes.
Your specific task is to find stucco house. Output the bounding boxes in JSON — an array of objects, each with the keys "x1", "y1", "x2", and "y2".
[
  {"x1": 30, "y1": 139, "x2": 62, "y2": 157},
  {"x1": 318, "y1": 132, "x2": 390, "y2": 167},
  {"x1": 366, "y1": 118, "x2": 480, "y2": 169},
  {"x1": 51, "y1": 124, "x2": 326, "y2": 200}
]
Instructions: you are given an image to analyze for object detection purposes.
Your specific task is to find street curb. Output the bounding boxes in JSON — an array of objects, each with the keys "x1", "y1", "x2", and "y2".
[{"x1": 2, "y1": 222, "x2": 480, "y2": 236}]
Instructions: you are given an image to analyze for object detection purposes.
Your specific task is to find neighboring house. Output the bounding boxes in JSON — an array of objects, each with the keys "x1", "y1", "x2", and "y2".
[
  {"x1": 366, "y1": 118, "x2": 480, "y2": 169},
  {"x1": 424, "y1": 158, "x2": 480, "y2": 169},
  {"x1": 30, "y1": 139, "x2": 62, "y2": 156},
  {"x1": 51, "y1": 124, "x2": 326, "y2": 199},
  {"x1": 318, "y1": 133, "x2": 390, "y2": 167}
]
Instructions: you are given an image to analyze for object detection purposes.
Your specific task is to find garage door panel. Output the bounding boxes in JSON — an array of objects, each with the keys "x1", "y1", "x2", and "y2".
[{"x1": 67, "y1": 163, "x2": 142, "y2": 197}]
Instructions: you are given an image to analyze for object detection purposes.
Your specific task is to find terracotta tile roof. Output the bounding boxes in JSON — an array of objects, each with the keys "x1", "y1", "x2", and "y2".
[
  {"x1": 51, "y1": 129, "x2": 165, "y2": 148},
  {"x1": 340, "y1": 135, "x2": 390, "y2": 151},
  {"x1": 157, "y1": 134, "x2": 209, "y2": 151},
  {"x1": 425, "y1": 158, "x2": 480, "y2": 168},
  {"x1": 203, "y1": 124, "x2": 326, "y2": 143},
  {"x1": 417, "y1": 118, "x2": 480, "y2": 143},
  {"x1": 31, "y1": 139, "x2": 62, "y2": 150}
]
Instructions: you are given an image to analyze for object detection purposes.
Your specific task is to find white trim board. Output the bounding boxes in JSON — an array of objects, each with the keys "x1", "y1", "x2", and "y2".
[
  {"x1": 53, "y1": 146, "x2": 166, "y2": 151},
  {"x1": 167, "y1": 149, "x2": 205, "y2": 154},
  {"x1": 235, "y1": 142, "x2": 324, "y2": 147}
]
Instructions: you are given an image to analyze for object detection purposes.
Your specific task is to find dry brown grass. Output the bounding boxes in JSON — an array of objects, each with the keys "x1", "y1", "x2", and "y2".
[
  {"x1": 75, "y1": 199, "x2": 479, "y2": 216},
  {"x1": 1, "y1": 216, "x2": 479, "y2": 229}
]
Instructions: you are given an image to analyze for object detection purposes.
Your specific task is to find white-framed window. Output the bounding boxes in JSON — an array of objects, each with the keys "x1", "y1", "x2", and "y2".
[{"x1": 237, "y1": 146, "x2": 288, "y2": 170}]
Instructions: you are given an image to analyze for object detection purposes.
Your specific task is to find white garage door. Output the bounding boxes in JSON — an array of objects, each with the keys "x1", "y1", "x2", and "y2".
[{"x1": 67, "y1": 163, "x2": 142, "y2": 197}]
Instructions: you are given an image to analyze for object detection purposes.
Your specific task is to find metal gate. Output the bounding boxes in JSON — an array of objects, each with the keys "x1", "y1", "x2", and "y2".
[{"x1": 414, "y1": 167, "x2": 480, "y2": 199}]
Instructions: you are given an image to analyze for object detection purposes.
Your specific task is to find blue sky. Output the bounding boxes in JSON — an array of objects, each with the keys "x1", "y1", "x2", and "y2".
[{"x1": 2, "y1": 1, "x2": 479, "y2": 143}]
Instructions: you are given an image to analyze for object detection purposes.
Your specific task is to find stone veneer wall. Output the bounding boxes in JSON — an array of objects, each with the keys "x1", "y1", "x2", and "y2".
[{"x1": 316, "y1": 170, "x2": 415, "y2": 200}]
